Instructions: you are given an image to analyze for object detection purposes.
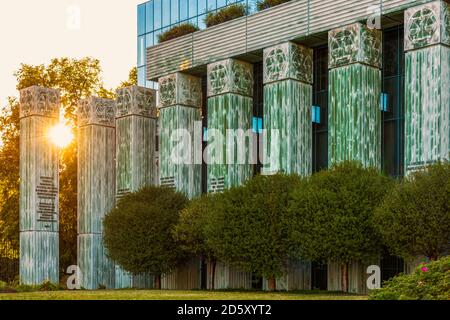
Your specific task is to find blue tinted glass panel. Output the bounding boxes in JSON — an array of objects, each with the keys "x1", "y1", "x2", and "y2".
[
  {"x1": 138, "y1": 67, "x2": 146, "y2": 87},
  {"x1": 180, "y1": 0, "x2": 188, "y2": 20},
  {"x1": 146, "y1": 32, "x2": 154, "y2": 47},
  {"x1": 171, "y1": 0, "x2": 179, "y2": 23},
  {"x1": 189, "y1": 0, "x2": 198, "y2": 18},
  {"x1": 198, "y1": 14, "x2": 206, "y2": 29},
  {"x1": 146, "y1": 2, "x2": 154, "y2": 32},
  {"x1": 198, "y1": 0, "x2": 207, "y2": 14},
  {"x1": 154, "y1": 0, "x2": 162, "y2": 29},
  {"x1": 189, "y1": 17, "x2": 198, "y2": 26},
  {"x1": 208, "y1": 0, "x2": 217, "y2": 11},
  {"x1": 155, "y1": 29, "x2": 162, "y2": 44},
  {"x1": 137, "y1": 4, "x2": 146, "y2": 36},
  {"x1": 138, "y1": 35, "x2": 146, "y2": 67},
  {"x1": 217, "y1": 0, "x2": 226, "y2": 8},
  {"x1": 162, "y1": 0, "x2": 170, "y2": 27}
]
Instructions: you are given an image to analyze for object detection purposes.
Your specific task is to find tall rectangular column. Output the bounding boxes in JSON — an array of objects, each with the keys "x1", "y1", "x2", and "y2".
[
  {"x1": 114, "y1": 86, "x2": 157, "y2": 289},
  {"x1": 207, "y1": 58, "x2": 254, "y2": 192},
  {"x1": 404, "y1": 1, "x2": 450, "y2": 174},
  {"x1": 19, "y1": 86, "x2": 60, "y2": 285},
  {"x1": 158, "y1": 73, "x2": 202, "y2": 289},
  {"x1": 205, "y1": 58, "x2": 254, "y2": 290},
  {"x1": 77, "y1": 97, "x2": 116, "y2": 289},
  {"x1": 328, "y1": 23, "x2": 382, "y2": 169},
  {"x1": 158, "y1": 72, "x2": 202, "y2": 200},
  {"x1": 261, "y1": 43, "x2": 313, "y2": 290},
  {"x1": 263, "y1": 42, "x2": 313, "y2": 176}
]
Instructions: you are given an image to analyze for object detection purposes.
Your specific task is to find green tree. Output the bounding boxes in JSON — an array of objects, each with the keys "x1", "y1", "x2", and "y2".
[
  {"x1": 374, "y1": 162, "x2": 450, "y2": 261},
  {"x1": 119, "y1": 67, "x2": 138, "y2": 88},
  {"x1": 103, "y1": 186, "x2": 188, "y2": 289},
  {"x1": 0, "y1": 98, "x2": 20, "y2": 257},
  {"x1": 0, "y1": 57, "x2": 119, "y2": 271},
  {"x1": 288, "y1": 162, "x2": 392, "y2": 292},
  {"x1": 205, "y1": 174, "x2": 302, "y2": 291},
  {"x1": 174, "y1": 194, "x2": 218, "y2": 289}
]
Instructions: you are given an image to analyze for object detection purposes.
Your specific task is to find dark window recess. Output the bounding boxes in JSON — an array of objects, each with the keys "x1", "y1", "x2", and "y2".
[
  {"x1": 202, "y1": 76, "x2": 208, "y2": 194},
  {"x1": 312, "y1": 46, "x2": 329, "y2": 172},
  {"x1": 253, "y1": 62, "x2": 264, "y2": 175},
  {"x1": 251, "y1": 274, "x2": 263, "y2": 290},
  {"x1": 311, "y1": 262, "x2": 328, "y2": 290},
  {"x1": 380, "y1": 255, "x2": 405, "y2": 283},
  {"x1": 382, "y1": 25, "x2": 405, "y2": 178}
]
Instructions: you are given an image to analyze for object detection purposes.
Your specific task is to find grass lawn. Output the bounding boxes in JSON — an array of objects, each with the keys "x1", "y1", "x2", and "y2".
[{"x1": 0, "y1": 290, "x2": 367, "y2": 300}]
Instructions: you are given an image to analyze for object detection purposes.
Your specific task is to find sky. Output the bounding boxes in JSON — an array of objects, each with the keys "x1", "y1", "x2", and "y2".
[{"x1": 0, "y1": 0, "x2": 144, "y2": 107}]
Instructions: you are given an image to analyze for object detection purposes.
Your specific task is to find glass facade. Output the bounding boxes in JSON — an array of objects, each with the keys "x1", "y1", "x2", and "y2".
[{"x1": 138, "y1": 0, "x2": 258, "y2": 88}]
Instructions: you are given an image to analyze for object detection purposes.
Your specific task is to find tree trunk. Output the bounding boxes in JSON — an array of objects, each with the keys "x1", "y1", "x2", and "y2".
[
  {"x1": 155, "y1": 274, "x2": 161, "y2": 290},
  {"x1": 268, "y1": 276, "x2": 276, "y2": 292},
  {"x1": 341, "y1": 263, "x2": 349, "y2": 293},
  {"x1": 210, "y1": 259, "x2": 216, "y2": 291}
]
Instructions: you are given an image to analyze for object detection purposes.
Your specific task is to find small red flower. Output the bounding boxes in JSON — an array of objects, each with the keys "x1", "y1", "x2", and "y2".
[{"x1": 421, "y1": 267, "x2": 428, "y2": 272}]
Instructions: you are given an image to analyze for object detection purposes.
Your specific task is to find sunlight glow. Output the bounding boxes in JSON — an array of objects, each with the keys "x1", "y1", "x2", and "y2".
[{"x1": 48, "y1": 123, "x2": 73, "y2": 148}]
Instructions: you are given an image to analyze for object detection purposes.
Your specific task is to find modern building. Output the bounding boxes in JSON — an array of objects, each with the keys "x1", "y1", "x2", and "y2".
[
  {"x1": 138, "y1": 0, "x2": 258, "y2": 88},
  {"x1": 143, "y1": 0, "x2": 450, "y2": 292},
  {"x1": 17, "y1": 0, "x2": 449, "y2": 292}
]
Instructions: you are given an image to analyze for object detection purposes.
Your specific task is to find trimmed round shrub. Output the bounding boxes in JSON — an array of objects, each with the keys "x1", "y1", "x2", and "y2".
[
  {"x1": 157, "y1": 23, "x2": 199, "y2": 43},
  {"x1": 374, "y1": 162, "x2": 450, "y2": 261},
  {"x1": 205, "y1": 174, "x2": 303, "y2": 291},
  {"x1": 204, "y1": 4, "x2": 247, "y2": 28},
  {"x1": 103, "y1": 186, "x2": 188, "y2": 286},
  {"x1": 369, "y1": 256, "x2": 450, "y2": 300}
]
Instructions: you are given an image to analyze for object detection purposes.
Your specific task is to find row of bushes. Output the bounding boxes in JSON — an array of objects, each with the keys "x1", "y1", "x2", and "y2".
[
  {"x1": 158, "y1": 1, "x2": 293, "y2": 43},
  {"x1": 103, "y1": 161, "x2": 450, "y2": 295}
]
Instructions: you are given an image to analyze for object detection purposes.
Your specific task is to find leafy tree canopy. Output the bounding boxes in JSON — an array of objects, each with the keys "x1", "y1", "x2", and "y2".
[
  {"x1": 374, "y1": 162, "x2": 450, "y2": 261},
  {"x1": 288, "y1": 161, "x2": 393, "y2": 265},
  {"x1": 103, "y1": 186, "x2": 188, "y2": 276},
  {"x1": 205, "y1": 174, "x2": 302, "y2": 282}
]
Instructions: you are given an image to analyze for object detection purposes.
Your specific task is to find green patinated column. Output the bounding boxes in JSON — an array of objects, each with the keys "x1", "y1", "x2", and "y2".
[
  {"x1": 114, "y1": 86, "x2": 157, "y2": 289},
  {"x1": 263, "y1": 41, "x2": 313, "y2": 176},
  {"x1": 404, "y1": 0, "x2": 450, "y2": 175},
  {"x1": 158, "y1": 73, "x2": 202, "y2": 290},
  {"x1": 261, "y1": 42, "x2": 313, "y2": 291},
  {"x1": 77, "y1": 97, "x2": 116, "y2": 290},
  {"x1": 158, "y1": 72, "x2": 202, "y2": 200},
  {"x1": 206, "y1": 58, "x2": 254, "y2": 290},
  {"x1": 207, "y1": 58, "x2": 254, "y2": 192},
  {"x1": 19, "y1": 86, "x2": 60, "y2": 285},
  {"x1": 328, "y1": 22, "x2": 382, "y2": 169}
]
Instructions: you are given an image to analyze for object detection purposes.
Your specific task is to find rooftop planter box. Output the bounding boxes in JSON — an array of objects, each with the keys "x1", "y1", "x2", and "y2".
[
  {"x1": 157, "y1": 23, "x2": 199, "y2": 43},
  {"x1": 256, "y1": 0, "x2": 293, "y2": 11},
  {"x1": 204, "y1": 4, "x2": 248, "y2": 28}
]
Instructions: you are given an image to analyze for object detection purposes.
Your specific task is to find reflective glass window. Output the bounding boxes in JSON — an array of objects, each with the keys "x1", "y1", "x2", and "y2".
[
  {"x1": 180, "y1": 0, "x2": 188, "y2": 20},
  {"x1": 146, "y1": 2, "x2": 154, "y2": 33},
  {"x1": 162, "y1": 0, "x2": 170, "y2": 27},
  {"x1": 138, "y1": 67, "x2": 146, "y2": 87},
  {"x1": 189, "y1": 0, "x2": 198, "y2": 18},
  {"x1": 198, "y1": 14, "x2": 206, "y2": 29},
  {"x1": 217, "y1": 0, "x2": 226, "y2": 8},
  {"x1": 208, "y1": 0, "x2": 217, "y2": 11},
  {"x1": 154, "y1": 0, "x2": 162, "y2": 30},
  {"x1": 146, "y1": 32, "x2": 154, "y2": 47},
  {"x1": 138, "y1": 4, "x2": 146, "y2": 36},
  {"x1": 137, "y1": 35, "x2": 146, "y2": 67},
  {"x1": 171, "y1": 0, "x2": 179, "y2": 23},
  {"x1": 198, "y1": 0, "x2": 207, "y2": 13}
]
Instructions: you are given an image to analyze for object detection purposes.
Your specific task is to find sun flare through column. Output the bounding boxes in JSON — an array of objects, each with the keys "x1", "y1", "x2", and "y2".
[{"x1": 48, "y1": 122, "x2": 74, "y2": 148}]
